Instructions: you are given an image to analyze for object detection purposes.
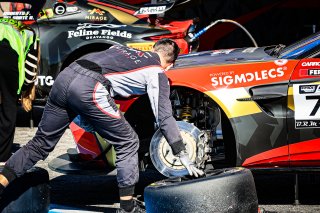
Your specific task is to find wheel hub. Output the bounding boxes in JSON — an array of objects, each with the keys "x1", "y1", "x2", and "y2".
[{"x1": 150, "y1": 121, "x2": 207, "y2": 177}]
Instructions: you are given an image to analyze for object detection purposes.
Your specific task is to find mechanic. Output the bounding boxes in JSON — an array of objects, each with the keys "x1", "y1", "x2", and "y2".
[
  {"x1": 0, "y1": 17, "x2": 38, "y2": 162},
  {"x1": 0, "y1": 39, "x2": 204, "y2": 212}
]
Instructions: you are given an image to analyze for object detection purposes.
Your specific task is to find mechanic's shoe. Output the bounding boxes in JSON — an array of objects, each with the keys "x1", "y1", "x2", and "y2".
[{"x1": 116, "y1": 201, "x2": 145, "y2": 213}]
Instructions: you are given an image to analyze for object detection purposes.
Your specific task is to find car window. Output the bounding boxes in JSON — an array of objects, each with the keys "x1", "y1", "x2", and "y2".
[
  {"x1": 0, "y1": 2, "x2": 34, "y2": 21},
  {"x1": 279, "y1": 32, "x2": 320, "y2": 59}
]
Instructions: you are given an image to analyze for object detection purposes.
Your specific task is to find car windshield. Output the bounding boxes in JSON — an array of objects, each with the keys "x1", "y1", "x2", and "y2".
[
  {"x1": 0, "y1": 2, "x2": 33, "y2": 21},
  {"x1": 278, "y1": 31, "x2": 320, "y2": 59}
]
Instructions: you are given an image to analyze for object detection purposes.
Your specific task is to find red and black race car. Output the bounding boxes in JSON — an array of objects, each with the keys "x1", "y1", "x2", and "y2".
[{"x1": 68, "y1": 30, "x2": 320, "y2": 177}]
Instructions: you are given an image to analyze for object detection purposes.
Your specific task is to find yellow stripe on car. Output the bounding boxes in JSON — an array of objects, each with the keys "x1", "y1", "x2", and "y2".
[
  {"x1": 288, "y1": 86, "x2": 294, "y2": 111},
  {"x1": 205, "y1": 88, "x2": 261, "y2": 118}
]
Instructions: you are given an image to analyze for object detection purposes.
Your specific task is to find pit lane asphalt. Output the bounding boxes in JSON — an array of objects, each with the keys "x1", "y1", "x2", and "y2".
[{"x1": 14, "y1": 127, "x2": 320, "y2": 213}]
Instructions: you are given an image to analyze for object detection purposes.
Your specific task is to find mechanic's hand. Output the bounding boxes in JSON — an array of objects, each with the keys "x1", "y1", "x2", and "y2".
[
  {"x1": 21, "y1": 85, "x2": 35, "y2": 112},
  {"x1": 178, "y1": 150, "x2": 204, "y2": 178},
  {"x1": 21, "y1": 96, "x2": 32, "y2": 112}
]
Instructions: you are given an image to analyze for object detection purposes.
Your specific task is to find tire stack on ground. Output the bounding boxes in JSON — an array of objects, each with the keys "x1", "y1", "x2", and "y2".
[
  {"x1": 144, "y1": 167, "x2": 258, "y2": 213},
  {"x1": 0, "y1": 166, "x2": 50, "y2": 213}
]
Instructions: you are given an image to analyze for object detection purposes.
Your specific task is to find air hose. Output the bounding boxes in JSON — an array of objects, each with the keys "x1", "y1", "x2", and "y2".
[{"x1": 189, "y1": 19, "x2": 258, "y2": 48}]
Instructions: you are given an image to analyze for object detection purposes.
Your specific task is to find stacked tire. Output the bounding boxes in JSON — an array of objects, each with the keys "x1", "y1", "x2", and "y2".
[
  {"x1": 0, "y1": 166, "x2": 50, "y2": 213},
  {"x1": 144, "y1": 167, "x2": 258, "y2": 213}
]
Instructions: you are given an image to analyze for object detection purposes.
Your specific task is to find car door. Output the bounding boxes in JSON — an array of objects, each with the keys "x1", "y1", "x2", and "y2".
[{"x1": 288, "y1": 58, "x2": 320, "y2": 166}]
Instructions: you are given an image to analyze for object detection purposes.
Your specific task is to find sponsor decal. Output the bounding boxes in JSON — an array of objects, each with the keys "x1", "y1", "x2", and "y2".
[
  {"x1": 308, "y1": 69, "x2": 320, "y2": 76},
  {"x1": 54, "y1": 4, "x2": 78, "y2": 15},
  {"x1": 293, "y1": 83, "x2": 320, "y2": 128},
  {"x1": 39, "y1": 9, "x2": 54, "y2": 19},
  {"x1": 3, "y1": 11, "x2": 33, "y2": 20},
  {"x1": 299, "y1": 85, "x2": 317, "y2": 94},
  {"x1": 301, "y1": 61, "x2": 320, "y2": 66},
  {"x1": 126, "y1": 42, "x2": 155, "y2": 51},
  {"x1": 111, "y1": 45, "x2": 150, "y2": 64},
  {"x1": 86, "y1": 8, "x2": 107, "y2": 21},
  {"x1": 299, "y1": 69, "x2": 308, "y2": 76},
  {"x1": 67, "y1": 6, "x2": 78, "y2": 13},
  {"x1": 54, "y1": 3, "x2": 66, "y2": 15},
  {"x1": 88, "y1": 8, "x2": 105, "y2": 15},
  {"x1": 274, "y1": 59, "x2": 288, "y2": 66},
  {"x1": 299, "y1": 69, "x2": 320, "y2": 76},
  {"x1": 35, "y1": 76, "x2": 54, "y2": 86},
  {"x1": 210, "y1": 67, "x2": 285, "y2": 87},
  {"x1": 68, "y1": 23, "x2": 132, "y2": 40},
  {"x1": 242, "y1": 47, "x2": 258, "y2": 53},
  {"x1": 76, "y1": 23, "x2": 126, "y2": 30},
  {"x1": 211, "y1": 49, "x2": 234, "y2": 55},
  {"x1": 134, "y1": 5, "x2": 166, "y2": 15}
]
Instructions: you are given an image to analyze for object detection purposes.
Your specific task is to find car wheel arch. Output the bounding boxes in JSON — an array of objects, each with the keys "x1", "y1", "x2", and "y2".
[{"x1": 124, "y1": 85, "x2": 238, "y2": 168}]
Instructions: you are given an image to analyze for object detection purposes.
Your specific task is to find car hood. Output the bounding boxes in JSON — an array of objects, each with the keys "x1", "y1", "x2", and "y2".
[
  {"x1": 0, "y1": 0, "x2": 46, "y2": 19},
  {"x1": 174, "y1": 46, "x2": 276, "y2": 69}
]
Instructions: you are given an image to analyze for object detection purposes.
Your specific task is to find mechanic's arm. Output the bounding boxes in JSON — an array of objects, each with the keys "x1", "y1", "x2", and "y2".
[{"x1": 147, "y1": 72, "x2": 204, "y2": 177}]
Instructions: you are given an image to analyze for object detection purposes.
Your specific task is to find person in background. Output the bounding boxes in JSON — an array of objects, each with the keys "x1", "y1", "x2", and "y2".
[
  {"x1": 0, "y1": 39, "x2": 203, "y2": 212},
  {"x1": 0, "y1": 17, "x2": 39, "y2": 162}
]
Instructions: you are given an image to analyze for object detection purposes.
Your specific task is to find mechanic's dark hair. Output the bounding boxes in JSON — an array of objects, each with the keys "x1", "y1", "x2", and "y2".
[{"x1": 153, "y1": 39, "x2": 180, "y2": 63}]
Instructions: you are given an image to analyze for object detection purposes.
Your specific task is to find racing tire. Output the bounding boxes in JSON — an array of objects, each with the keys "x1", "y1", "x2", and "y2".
[
  {"x1": 144, "y1": 167, "x2": 258, "y2": 213},
  {"x1": 0, "y1": 166, "x2": 50, "y2": 213}
]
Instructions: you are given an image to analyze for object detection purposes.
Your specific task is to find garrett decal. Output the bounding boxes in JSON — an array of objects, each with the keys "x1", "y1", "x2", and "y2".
[
  {"x1": 301, "y1": 62, "x2": 320, "y2": 66},
  {"x1": 86, "y1": 8, "x2": 107, "y2": 21},
  {"x1": 211, "y1": 67, "x2": 285, "y2": 87},
  {"x1": 68, "y1": 24, "x2": 132, "y2": 40}
]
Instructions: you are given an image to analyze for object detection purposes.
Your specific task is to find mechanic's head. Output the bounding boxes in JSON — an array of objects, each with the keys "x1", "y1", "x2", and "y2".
[{"x1": 153, "y1": 39, "x2": 180, "y2": 71}]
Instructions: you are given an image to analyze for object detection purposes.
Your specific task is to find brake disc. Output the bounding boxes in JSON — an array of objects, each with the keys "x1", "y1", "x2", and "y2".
[{"x1": 149, "y1": 121, "x2": 206, "y2": 177}]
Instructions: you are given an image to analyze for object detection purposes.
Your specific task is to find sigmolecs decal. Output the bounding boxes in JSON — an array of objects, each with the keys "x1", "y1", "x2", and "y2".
[
  {"x1": 208, "y1": 60, "x2": 294, "y2": 88},
  {"x1": 293, "y1": 83, "x2": 320, "y2": 128},
  {"x1": 210, "y1": 67, "x2": 285, "y2": 87},
  {"x1": 68, "y1": 23, "x2": 132, "y2": 40}
]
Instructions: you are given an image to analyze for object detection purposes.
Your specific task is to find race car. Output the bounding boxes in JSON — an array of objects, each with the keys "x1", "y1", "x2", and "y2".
[
  {"x1": 2, "y1": 0, "x2": 320, "y2": 176},
  {"x1": 1, "y1": 0, "x2": 198, "y2": 99},
  {"x1": 67, "y1": 30, "x2": 320, "y2": 177}
]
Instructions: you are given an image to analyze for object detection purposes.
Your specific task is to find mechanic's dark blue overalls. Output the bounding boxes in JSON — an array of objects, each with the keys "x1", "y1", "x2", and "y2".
[{"x1": 3, "y1": 45, "x2": 185, "y2": 197}]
